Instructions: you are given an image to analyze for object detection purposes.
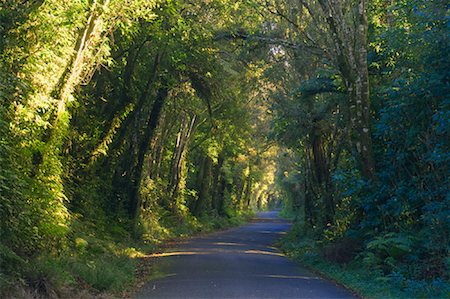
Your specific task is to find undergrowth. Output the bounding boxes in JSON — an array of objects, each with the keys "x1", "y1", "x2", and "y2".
[
  {"x1": 278, "y1": 223, "x2": 450, "y2": 299},
  {"x1": 0, "y1": 211, "x2": 252, "y2": 298}
]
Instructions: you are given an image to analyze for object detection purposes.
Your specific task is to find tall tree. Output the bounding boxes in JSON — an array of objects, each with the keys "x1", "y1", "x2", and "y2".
[{"x1": 262, "y1": 0, "x2": 375, "y2": 178}]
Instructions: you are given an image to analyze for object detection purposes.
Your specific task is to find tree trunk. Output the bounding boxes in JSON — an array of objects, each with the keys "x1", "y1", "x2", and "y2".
[
  {"x1": 105, "y1": 53, "x2": 162, "y2": 170},
  {"x1": 193, "y1": 155, "x2": 213, "y2": 216},
  {"x1": 234, "y1": 170, "x2": 245, "y2": 210},
  {"x1": 317, "y1": 0, "x2": 375, "y2": 179},
  {"x1": 304, "y1": 175, "x2": 314, "y2": 227},
  {"x1": 216, "y1": 171, "x2": 227, "y2": 216},
  {"x1": 211, "y1": 154, "x2": 224, "y2": 213},
  {"x1": 310, "y1": 132, "x2": 334, "y2": 225},
  {"x1": 304, "y1": 147, "x2": 316, "y2": 227},
  {"x1": 167, "y1": 114, "x2": 197, "y2": 210},
  {"x1": 53, "y1": 0, "x2": 110, "y2": 119},
  {"x1": 128, "y1": 82, "x2": 168, "y2": 222},
  {"x1": 149, "y1": 115, "x2": 171, "y2": 180},
  {"x1": 351, "y1": 0, "x2": 375, "y2": 179},
  {"x1": 243, "y1": 165, "x2": 253, "y2": 209}
]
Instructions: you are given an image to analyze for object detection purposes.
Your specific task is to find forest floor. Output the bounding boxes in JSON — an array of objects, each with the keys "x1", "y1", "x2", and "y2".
[{"x1": 131, "y1": 211, "x2": 357, "y2": 299}]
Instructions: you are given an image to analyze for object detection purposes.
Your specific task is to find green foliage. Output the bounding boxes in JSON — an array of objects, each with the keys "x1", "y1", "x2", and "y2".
[
  {"x1": 279, "y1": 225, "x2": 450, "y2": 299},
  {"x1": 61, "y1": 255, "x2": 135, "y2": 291},
  {"x1": 0, "y1": 244, "x2": 27, "y2": 291},
  {"x1": 363, "y1": 233, "x2": 415, "y2": 274},
  {"x1": 20, "y1": 240, "x2": 137, "y2": 295}
]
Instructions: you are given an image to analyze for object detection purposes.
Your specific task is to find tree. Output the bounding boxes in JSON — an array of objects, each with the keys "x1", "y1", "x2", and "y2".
[{"x1": 261, "y1": 0, "x2": 375, "y2": 178}]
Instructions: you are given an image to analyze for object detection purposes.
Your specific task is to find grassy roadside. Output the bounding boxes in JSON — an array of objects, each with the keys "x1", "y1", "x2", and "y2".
[
  {"x1": 277, "y1": 223, "x2": 450, "y2": 299},
  {"x1": 0, "y1": 211, "x2": 254, "y2": 299}
]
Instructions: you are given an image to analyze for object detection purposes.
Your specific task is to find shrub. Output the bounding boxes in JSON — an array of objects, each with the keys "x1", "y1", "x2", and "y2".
[{"x1": 322, "y1": 238, "x2": 363, "y2": 264}]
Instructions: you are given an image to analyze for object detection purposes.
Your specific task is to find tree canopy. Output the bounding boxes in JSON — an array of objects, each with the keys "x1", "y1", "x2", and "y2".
[{"x1": 0, "y1": 0, "x2": 448, "y2": 297}]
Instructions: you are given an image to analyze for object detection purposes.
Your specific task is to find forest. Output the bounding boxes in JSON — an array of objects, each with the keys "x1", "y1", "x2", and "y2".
[{"x1": 0, "y1": 0, "x2": 448, "y2": 298}]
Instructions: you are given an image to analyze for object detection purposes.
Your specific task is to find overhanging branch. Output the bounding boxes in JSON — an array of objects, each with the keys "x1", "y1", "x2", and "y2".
[{"x1": 214, "y1": 31, "x2": 324, "y2": 55}]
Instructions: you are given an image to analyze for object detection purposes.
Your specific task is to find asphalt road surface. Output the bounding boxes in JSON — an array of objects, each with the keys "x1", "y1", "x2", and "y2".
[{"x1": 135, "y1": 211, "x2": 357, "y2": 299}]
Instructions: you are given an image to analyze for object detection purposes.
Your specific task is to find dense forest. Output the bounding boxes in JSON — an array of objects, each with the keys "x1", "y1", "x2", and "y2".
[{"x1": 0, "y1": 0, "x2": 448, "y2": 298}]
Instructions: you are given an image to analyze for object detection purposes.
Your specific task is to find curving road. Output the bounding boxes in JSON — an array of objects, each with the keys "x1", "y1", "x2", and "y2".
[{"x1": 135, "y1": 211, "x2": 357, "y2": 299}]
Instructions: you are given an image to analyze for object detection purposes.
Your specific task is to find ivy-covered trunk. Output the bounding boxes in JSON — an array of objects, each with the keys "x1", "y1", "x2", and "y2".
[
  {"x1": 243, "y1": 164, "x2": 253, "y2": 209},
  {"x1": 193, "y1": 155, "x2": 213, "y2": 216},
  {"x1": 167, "y1": 113, "x2": 197, "y2": 213},
  {"x1": 349, "y1": 0, "x2": 375, "y2": 180},
  {"x1": 211, "y1": 154, "x2": 224, "y2": 212},
  {"x1": 129, "y1": 83, "x2": 169, "y2": 222},
  {"x1": 318, "y1": 0, "x2": 375, "y2": 180}
]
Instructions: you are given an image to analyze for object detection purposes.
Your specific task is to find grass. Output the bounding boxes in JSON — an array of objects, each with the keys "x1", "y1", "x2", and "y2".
[{"x1": 278, "y1": 224, "x2": 450, "y2": 299}]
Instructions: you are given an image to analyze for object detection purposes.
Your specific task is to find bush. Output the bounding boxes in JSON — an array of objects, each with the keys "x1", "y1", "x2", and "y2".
[{"x1": 322, "y1": 237, "x2": 363, "y2": 264}]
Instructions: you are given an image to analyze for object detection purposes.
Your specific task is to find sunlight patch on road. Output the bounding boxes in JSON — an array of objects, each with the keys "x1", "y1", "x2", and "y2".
[
  {"x1": 213, "y1": 242, "x2": 246, "y2": 246},
  {"x1": 257, "y1": 274, "x2": 321, "y2": 280},
  {"x1": 143, "y1": 248, "x2": 286, "y2": 258},
  {"x1": 257, "y1": 231, "x2": 287, "y2": 235},
  {"x1": 143, "y1": 251, "x2": 211, "y2": 258},
  {"x1": 147, "y1": 270, "x2": 177, "y2": 280},
  {"x1": 244, "y1": 250, "x2": 285, "y2": 256}
]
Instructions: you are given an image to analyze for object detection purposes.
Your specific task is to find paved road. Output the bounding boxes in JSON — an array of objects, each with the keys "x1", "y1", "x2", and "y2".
[{"x1": 135, "y1": 211, "x2": 357, "y2": 299}]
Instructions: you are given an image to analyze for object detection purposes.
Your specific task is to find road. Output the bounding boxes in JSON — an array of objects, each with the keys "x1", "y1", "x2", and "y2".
[{"x1": 135, "y1": 211, "x2": 357, "y2": 299}]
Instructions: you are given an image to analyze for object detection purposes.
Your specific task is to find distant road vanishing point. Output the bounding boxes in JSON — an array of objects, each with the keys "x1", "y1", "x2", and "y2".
[{"x1": 135, "y1": 211, "x2": 357, "y2": 299}]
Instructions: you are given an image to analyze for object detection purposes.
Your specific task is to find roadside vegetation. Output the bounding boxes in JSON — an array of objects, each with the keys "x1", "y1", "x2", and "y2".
[
  {"x1": 273, "y1": 1, "x2": 449, "y2": 297},
  {"x1": 1, "y1": 0, "x2": 448, "y2": 298},
  {"x1": 278, "y1": 222, "x2": 449, "y2": 299}
]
